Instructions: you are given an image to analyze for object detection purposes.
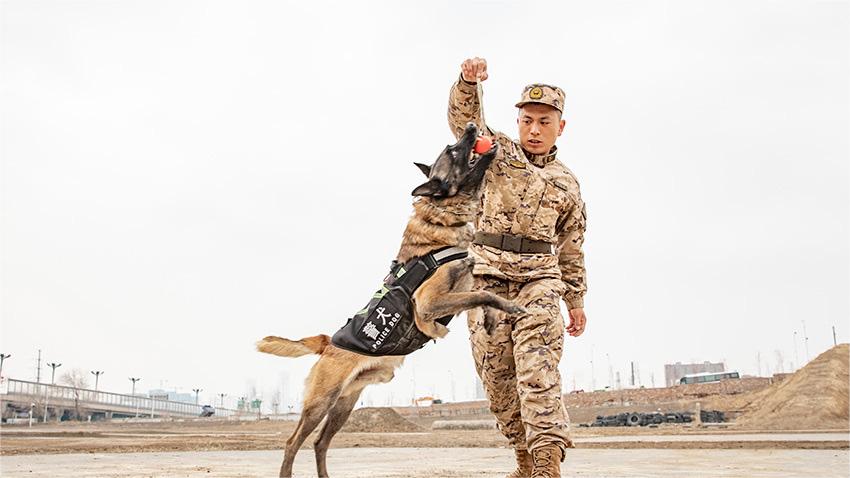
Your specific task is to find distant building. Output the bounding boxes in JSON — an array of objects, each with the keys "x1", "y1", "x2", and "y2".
[
  {"x1": 664, "y1": 361, "x2": 725, "y2": 387},
  {"x1": 147, "y1": 389, "x2": 195, "y2": 403}
]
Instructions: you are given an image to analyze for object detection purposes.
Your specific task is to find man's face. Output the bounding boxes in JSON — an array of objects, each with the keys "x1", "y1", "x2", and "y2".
[{"x1": 517, "y1": 103, "x2": 565, "y2": 155}]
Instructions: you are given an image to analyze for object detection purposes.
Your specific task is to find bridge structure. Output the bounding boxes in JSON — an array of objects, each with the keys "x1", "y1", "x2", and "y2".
[{"x1": 1, "y1": 378, "x2": 237, "y2": 421}]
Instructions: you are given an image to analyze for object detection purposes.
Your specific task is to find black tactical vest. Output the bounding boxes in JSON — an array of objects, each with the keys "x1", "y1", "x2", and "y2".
[{"x1": 331, "y1": 247, "x2": 468, "y2": 356}]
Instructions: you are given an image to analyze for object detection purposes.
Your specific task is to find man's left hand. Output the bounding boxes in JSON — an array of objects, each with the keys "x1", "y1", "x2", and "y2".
[{"x1": 567, "y1": 308, "x2": 587, "y2": 337}]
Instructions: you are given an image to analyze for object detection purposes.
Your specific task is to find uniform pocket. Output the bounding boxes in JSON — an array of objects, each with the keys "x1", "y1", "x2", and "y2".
[{"x1": 528, "y1": 182, "x2": 567, "y2": 241}]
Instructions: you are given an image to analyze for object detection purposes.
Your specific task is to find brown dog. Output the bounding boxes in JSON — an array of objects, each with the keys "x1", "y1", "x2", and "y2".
[{"x1": 257, "y1": 123, "x2": 524, "y2": 478}]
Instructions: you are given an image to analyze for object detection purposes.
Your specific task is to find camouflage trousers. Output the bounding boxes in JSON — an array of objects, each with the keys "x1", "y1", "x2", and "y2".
[{"x1": 467, "y1": 275, "x2": 573, "y2": 453}]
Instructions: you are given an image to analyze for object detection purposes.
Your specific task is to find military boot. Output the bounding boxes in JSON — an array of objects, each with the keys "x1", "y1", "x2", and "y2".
[
  {"x1": 530, "y1": 445, "x2": 563, "y2": 478},
  {"x1": 505, "y1": 448, "x2": 533, "y2": 478}
]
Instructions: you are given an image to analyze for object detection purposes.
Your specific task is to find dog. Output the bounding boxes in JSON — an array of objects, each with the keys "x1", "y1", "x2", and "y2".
[{"x1": 256, "y1": 123, "x2": 525, "y2": 478}]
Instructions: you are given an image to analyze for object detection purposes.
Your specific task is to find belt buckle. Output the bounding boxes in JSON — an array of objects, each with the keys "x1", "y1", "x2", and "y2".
[{"x1": 501, "y1": 234, "x2": 522, "y2": 252}]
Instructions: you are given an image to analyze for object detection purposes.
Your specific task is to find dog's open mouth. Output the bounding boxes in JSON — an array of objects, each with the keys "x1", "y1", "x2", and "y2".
[{"x1": 468, "y1": 145, "x2": 496, "y2": 167}]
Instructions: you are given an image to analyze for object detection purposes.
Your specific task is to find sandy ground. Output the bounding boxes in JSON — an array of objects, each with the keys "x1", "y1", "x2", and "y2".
[
  {"x1": 2, "y1": 447, "x2": 849, "y2": 478},
  {"x1": 2, "y1": 419, "x2": 848, "y2": 477},
  {"x1": 2, "y1": 419, "x2": 848, "y2": 456}
]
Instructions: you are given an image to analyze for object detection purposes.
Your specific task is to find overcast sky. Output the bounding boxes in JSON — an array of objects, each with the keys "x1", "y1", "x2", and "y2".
[{"x1": 2, "y1": 0, "x2": 848, "y2": 411}]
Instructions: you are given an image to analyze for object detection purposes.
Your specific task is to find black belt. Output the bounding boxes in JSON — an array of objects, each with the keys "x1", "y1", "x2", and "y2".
[{"x1": 473, "y1": 231, "x2": 553, "y2": 254}]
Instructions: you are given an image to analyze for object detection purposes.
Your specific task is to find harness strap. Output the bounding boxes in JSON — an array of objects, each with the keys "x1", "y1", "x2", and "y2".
[
  {"x1": 394, "y1": 246, "x2": 468, "y2": 296},
  {"x1": 432, "y1": 246, "x2": 468, "y2": 264}
]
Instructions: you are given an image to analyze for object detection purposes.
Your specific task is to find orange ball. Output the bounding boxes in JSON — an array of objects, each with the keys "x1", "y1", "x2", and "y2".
[{"x1": 474, "y1": 136, "x2": 493, "y2": 154}]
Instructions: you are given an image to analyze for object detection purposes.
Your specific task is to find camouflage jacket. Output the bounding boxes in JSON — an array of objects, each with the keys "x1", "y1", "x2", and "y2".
[{"x1": 448, "y1": 77, "x2": 587, "y2": 309}]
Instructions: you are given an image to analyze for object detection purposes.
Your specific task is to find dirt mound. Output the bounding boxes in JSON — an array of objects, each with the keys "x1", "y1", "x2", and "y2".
[
  {"x1": 341, "y1": 407, "x2": 423, "y2": 433},
  {"x1": 734, "y1": 344, "x2": 849, "y2": 430}
]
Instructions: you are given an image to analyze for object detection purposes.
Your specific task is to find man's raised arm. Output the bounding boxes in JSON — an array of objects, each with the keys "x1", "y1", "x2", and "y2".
[{"x1": 448, "y1": 57, "x2": 492, "y2": 139}]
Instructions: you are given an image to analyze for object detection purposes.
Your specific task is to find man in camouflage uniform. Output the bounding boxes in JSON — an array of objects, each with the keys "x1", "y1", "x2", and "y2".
[{"x1": 448, "y1": 57, "x2": 587, "y2": 478}]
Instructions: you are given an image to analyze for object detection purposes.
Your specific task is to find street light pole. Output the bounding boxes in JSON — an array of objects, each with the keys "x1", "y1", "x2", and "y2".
[
  {"x1": 129, "y1": 377, "x2": 140, "y2": 395},
  {"x1": 219, "y1": 393, "x2": 226, "y2": 408},
  {"x1": 129, "y1": 378, "x2": 141, "y2": 418},
  {"x1": 0, "y1": 354, "x2": 10, "y2": 380},
  {"x1": 90, "y1": 371, "x2": 104, "y2": 391},
  {"x1": 193, "y1": 388, "x2": 202, "y2": 404},
  {"x1": 47, "y1": 363, "x2": 62, "y2": 384},
  {"x1": 41, "y1": 363, "x2": 63, "y2": 423}
]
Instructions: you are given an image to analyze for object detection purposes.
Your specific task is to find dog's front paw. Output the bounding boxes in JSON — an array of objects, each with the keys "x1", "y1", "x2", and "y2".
[
  {"x1": 506, "y1": 304, "x2": 528, "y2": 316},
  {"x1": 431, "y1": 322, "x2": 450, "y2": 339},
  {"x1": 416, "y1": 317, "x2": 450, "y2": 339}
]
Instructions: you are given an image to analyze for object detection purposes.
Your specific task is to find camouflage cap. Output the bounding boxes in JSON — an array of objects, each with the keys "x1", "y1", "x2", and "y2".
[{"x1": 515, "y1": 83, "x2": 565, "y2": 113}]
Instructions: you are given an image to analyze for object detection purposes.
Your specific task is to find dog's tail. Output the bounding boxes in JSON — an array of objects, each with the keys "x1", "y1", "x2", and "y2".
[{"x1": 256, "y1": 334, "x2": 330, "y2": 357}]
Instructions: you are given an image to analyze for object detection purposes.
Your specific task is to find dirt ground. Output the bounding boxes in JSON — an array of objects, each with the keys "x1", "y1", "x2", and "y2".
[
  {"x1": 1, "y1": 344, "x2": 846, "y2": 477},
  {"x1": 2, "y1": 447, "x2": 849, "y2": 478},
  {"x1": 1, "y1": 418, "x2": 847, "y2": 456}
]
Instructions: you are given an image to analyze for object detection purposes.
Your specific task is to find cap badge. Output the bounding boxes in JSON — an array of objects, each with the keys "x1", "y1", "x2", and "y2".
[{"x1": 529, "y1": 87, "x2": 543, "y2": 99}]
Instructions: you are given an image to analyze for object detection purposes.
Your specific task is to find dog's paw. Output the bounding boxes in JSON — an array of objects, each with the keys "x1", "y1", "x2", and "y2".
[
  {"x1": 431, "y1": 322, "x2": 450, "y2": 339},
  {"x1": 506, "y1": 304, "x2": 528, "y2": 316},
  {"x1": 483, "y1": 314, "x2": 497, "y2": 335},
  {"x1": 416, "y1": 317, "x2": 450, "y2": 339}
]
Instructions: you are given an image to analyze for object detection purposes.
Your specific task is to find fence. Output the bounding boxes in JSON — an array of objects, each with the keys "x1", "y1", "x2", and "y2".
[{"x1": 2, "y1": 378, "x2": 235, "y2": 418}]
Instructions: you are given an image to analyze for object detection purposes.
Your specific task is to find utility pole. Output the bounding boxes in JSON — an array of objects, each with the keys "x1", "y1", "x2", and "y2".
[
  {"x1": 90, "y1": 371, "x2": 104, "y2": 391},
  {"x1": 590, "y1": 347, "x2": 595, "y2": 391},
  {"x1": 802, "y1": 321, "x2": 810, "y2": 362},
  {"x1": 411, "y1": 367, "x2": 417, "y2": 405},
  {"x1": 36, "y1": 349, "x2": 42, "y2": 383},
  {"x1": 793, "y1": 331, "x2": 799, "y2": 370},
  {"x1": 0, "y1": 354, "x2": 10, "y2": 380},
  {"x1": 193, "y1": 388, "x2": 202, "y2": 404},
  {"x1": 47, "y1": 363, "x2": 62, "y2": 384},
  {"x1": 833, "y1": 326, "x2": 837, "y2": 347},
  {"x1": 630, "y1": 361, "x2": 635, "y2": 387},
  {"x1": 448, "y1": 370, "x2": 456, "y2": 402},
  {"x1": 606, "y1": 353, "x2": 613, "y2": 389}
]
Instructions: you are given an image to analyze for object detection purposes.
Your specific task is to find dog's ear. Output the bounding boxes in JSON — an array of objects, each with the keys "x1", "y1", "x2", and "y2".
[
  {"x1": 411, "y1": 178, "x2": 440, "y2": 197},
  {"x1": 413, "y1": 162, "x2": 431, "y2": 178}
]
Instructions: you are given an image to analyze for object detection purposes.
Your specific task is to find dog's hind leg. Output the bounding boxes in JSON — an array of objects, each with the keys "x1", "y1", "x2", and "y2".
[
  {"x1": 280, "y1": 388, "x2": 341, "y2": 478},
  {"x1": 313, "y1": 390, "x2": 361, "y2": 478},
  {"x1": 314, "y1": 366, "x2": 395, "y2": 477}
]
